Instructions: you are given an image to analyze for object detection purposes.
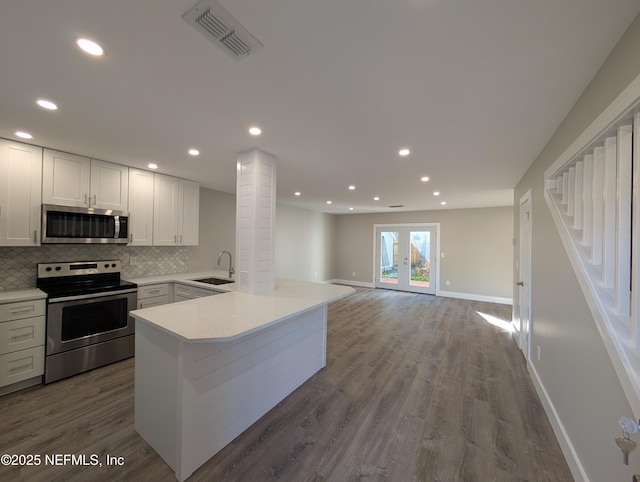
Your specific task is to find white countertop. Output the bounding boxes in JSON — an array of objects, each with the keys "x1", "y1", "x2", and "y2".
[
  {"x1": 0, "y1": 288, "x2": 47, "y2": 303},
  {"x1": 130, "y1": 277, "x2": 354, "y2": 343}
]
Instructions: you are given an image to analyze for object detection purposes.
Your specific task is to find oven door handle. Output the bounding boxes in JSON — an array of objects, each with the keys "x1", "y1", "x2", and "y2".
[{"x1": 48, "y1": 288, "x2": 138, "y2": 304}]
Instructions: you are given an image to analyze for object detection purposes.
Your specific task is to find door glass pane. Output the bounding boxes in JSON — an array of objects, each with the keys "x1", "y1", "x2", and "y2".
[
  {"x1": 409, "y1": 230, "x2": 430, "y2": 287},
  {"x1": 380, "y1": 231, "x2": 399, "y2": 284}
]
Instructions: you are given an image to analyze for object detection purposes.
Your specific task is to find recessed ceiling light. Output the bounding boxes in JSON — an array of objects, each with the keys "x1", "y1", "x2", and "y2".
[
  {"x1": 421, "y1": 176, "x2": 429, "y2": 182},
  {"x1": 373, "y1": 196, "x2": 380, "y2": 201},
  {"x1": 15, "y1": 131, "x2": 33, "y2": 139},
  {"x1": 294, "y1": 192, "x2": 301, "y2": 196},
  {"x1": 433, "y1": 191, "x2": 440, "y2": 196},
  {"x1": 326, "y1": 200, "x2": 332, "y2": 205},
  {"x1": 249, "y1": 126, "x2": 262, "y2": 136},
  {"x1": 148, "y1": 163, "x2": 158, "y2": 170},
  {"x1": 348, "y1": 185, "x2": 355, "y2": 190},
  {"x1": 441, "y1": 201, "x2": 447, "y2": 206},
  {"x1": 36, "y1": 99, "x2": 58, "y2": 110},
  {"x1": 188, "y1": 149, "x2": 200, "y2": 156},
  {"x1": 349, "y1": 207, "x2": 354, "y2": 211},
  {"x1": 76, "y1": 38, "x2": 104, "y2": 56},
  {"x1": 398, "y1": 148, "x2": 410, "y2": 156}
]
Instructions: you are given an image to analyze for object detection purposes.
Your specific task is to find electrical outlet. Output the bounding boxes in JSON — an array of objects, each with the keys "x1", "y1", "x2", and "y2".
[
  {"x1": 129, "y1": 256, "x2": 138, "y2": 266},
  {"x1": 445, "y1": 280, "x2": 450, "y2": 287},
  {"x1": 352, "y1": 271, "x2": 356, "y2": 277}
]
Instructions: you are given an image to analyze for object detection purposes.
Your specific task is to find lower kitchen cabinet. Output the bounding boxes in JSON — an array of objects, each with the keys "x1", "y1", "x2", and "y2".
[
  {"x1": 137, "y1": 283, "x2": 170, "y2": 309},
  {"x1": 0, "y1": 297, "x2": 45, "y2": 394},
  {"x1": 173, "y1": 283, "x2": 221, "y2": 302}
]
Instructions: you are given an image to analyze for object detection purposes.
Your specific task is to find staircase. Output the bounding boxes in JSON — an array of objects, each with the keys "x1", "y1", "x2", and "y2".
[{"x1": 544, "y1": 75, "x2": 640, "y2": 418}]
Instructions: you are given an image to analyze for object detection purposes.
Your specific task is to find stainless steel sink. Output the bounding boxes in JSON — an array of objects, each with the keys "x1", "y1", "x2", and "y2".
[{"x1": 191, "y1": 277, "x2": 234, "y2": 285}]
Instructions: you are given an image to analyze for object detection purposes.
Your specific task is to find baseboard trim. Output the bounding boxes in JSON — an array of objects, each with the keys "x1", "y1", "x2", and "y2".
[
  {"x1": 527, "y1": 360, "x2": 588, "y2": 482},
  {"x1": 328, "y1": 279, "x2": 375, "y2": 288},
  {"x1": 437, "y1": 290, "x2": 513, "y2": 305},
  {"x1": 328, "y1": 282, "x2": 513, "y2": 304}
]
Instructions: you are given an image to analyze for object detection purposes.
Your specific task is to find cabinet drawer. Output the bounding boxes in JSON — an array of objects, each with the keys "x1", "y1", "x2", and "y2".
[
  {"x1": 0, "y1": 300, "x2": 45, "y2": 322},
  {"x1": 0, "y1": 315, "x2": 45, "y2": 355},
  {"x1": 138, "y1": 284, "x2": 169, "y2": 299},
  {"x1": 137, "y1": 295, "x2": 170, "y2": 309},
  {"x1": 0, "y1": 346, "x2": 44, "y2": 387}
]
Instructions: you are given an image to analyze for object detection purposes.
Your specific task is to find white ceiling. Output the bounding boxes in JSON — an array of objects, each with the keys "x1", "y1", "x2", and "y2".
[{"x1": 1, "y1": 0, "x2": 638, "y2": 214}]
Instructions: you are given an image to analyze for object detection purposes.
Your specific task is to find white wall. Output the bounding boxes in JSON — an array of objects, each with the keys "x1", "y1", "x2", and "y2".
[{"x1": 514, "y1": 13, "x2": 640, "y2": 481}]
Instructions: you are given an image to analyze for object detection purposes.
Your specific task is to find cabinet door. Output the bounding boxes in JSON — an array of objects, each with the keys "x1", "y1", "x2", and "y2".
[
  {"x1": 90, "y1": 159, "x2": 129, "y2": 210},
  {"x1": 128, "y1": 168, "x2": 154, "y2": 245},
  {"x1": 180, "y1": 179, "x2": 199, "y2": 246},
  {"x1": 153, "y1": 174, "x2": 179, "y2": 245},
  {"x1": 42, "y1": 149, "x2": 91, "y2": 207},
  {"x1": 0, "y1": 140, "x2": 42, "y2": 246}
]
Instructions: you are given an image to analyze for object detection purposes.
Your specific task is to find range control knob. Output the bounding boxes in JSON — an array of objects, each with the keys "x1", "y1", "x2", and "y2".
[
  {"x1": 55, "y1": 266, "x2": 61, "y2": 271},
  {"x1": 104, "y1": 264, "x2": 110, "y2": 268},
  {"x1": 111, "y1": 263, "x2": 116, "y2": 268},
  {"x1": 45, "y1": 267, "x2": 52, "y2": 272}
]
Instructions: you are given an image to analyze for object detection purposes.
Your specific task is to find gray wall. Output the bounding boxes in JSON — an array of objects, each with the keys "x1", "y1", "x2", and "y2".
[
  {"x1": 334, "y1": 206, "x2": 513, "y2": 300},
  {"x1": 513, "y1": 13, "x2": 640, "y2": 481},
  {"x1": 187, "y1": 188, "x2": 236, "y2": 272},
  {"x1": 275, "y1": 203, "x2": 336, "y2": 282},
  {"x1": 190, "y1": 188, "x2": 337, "y2": 282}
]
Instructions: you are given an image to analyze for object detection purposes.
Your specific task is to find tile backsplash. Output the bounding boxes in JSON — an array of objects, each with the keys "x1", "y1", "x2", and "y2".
[{"x1": 0, "y1": 245, "x2": 189, "y2": 290}]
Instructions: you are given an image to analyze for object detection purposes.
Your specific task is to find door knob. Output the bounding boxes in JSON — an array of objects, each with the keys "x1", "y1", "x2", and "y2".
[{"x1": 516, "y1": 281, "x2": 524, "y2": 286}]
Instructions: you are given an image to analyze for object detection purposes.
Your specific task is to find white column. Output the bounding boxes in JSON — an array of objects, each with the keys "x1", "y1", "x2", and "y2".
[{"x1": 235, "y1": 148, "x2": 277, "y2": 294}]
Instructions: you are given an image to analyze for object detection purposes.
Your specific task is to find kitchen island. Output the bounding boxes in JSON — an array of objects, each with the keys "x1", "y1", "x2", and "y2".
[{"x1": 130, "y1": 278, "x2": 354, "y2": 481}]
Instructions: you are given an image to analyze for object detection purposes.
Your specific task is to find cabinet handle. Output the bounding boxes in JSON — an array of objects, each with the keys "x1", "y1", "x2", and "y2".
[
  {"x1": 180, "y1": 235, "x2": 183, "y2": 244},
  {"x1": 147, "y1": 289, "x2": 161, "y2": 294},
  {"x1": 9, "y1": 307, "x2": 34, "y2": 314},
  {"x1": 84, "y1": 193, "x2": 89, "y2": 206},
  {"x1": 174, "y1": 235, "x2": 177, "y2": 244},
  {"x1": 10, "y1": 333, "x2": 33, "y2": 343},
  {"x1": 129, "y1": 233, "x2": 132, "y2": 243},
  {"x1": 9, "y1": 363, "x2": 32, "y2": 373},
  {"x1": 91, "y1": 194, "x2": 96, "y2": 206},
  {"x1": 34, "y1": 230, "x2": 37, "y2": 244}
]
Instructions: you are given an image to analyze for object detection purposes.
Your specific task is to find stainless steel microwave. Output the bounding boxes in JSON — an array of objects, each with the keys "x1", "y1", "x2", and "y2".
[{"x1": 41, "y1": 204, "x2": 129, "y2": 244}]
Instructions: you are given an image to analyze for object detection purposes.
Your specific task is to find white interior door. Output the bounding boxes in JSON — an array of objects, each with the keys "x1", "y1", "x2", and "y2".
[
  {"x1": 518, "y1": 191, "x2": 532, "y2": 359},
  {"x1": 375, "y1": 225, "x2": 438, "y2": 295}
]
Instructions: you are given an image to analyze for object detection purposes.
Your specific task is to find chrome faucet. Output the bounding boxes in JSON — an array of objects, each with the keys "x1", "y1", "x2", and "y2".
[{"x1": 217, "y1": 250, "x2": 235, "y2": 278}]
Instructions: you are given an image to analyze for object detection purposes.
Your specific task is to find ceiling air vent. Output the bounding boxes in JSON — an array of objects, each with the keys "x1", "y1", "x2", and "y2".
[
  {"x1": 183, "y1": 0, "x2": 263, "y2": 59},
  {"x1": 388, "y1": 205, "x2": 404, "y2": 208}
]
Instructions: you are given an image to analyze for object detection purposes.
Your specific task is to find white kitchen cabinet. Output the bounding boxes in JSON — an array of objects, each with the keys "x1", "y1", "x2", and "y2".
[
  {"x1": 128, "y1": 168, "x2": 155, "y2": 245},
  {"x1": 43, "y1": 149, "x2": 128, "y2": 210},
  {"x1": 90, "y1": 159, "x2": 129, "y2": 210},
  {"x1": 153, "y1": 174, "x2": 199, "y2": 246},
  {"x1": 0, "y1": 298, "x2": 45, "y2": 392},
  {"x1": 173, "y1": 283, "x2": 220, "y2": 302},
  {"x1": 0, "y1": 139, "x2": 42, "y2": 246},
  {"x1": 137, "y1": 283, "x2": 171, "y2": 308}
]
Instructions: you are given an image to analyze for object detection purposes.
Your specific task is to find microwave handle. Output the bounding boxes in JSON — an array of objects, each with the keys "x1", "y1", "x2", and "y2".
[{"x1": 114, "y1": 216, "x2": 121, "y2": 239}]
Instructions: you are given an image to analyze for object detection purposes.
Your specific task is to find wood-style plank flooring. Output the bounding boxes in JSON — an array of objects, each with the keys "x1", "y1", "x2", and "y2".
[{"x1": 0, "y1": 288, "x2": 573, "y2": 481}]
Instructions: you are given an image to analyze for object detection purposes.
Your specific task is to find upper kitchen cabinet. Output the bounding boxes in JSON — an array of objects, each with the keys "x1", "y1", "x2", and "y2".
[
  {"x1": 128, "y1": 168, "x2": 155, "y2": 246},
  {"x1": 42, "y1": 150, "x2": 128, "y2": 211},
  {"x1": 153, "y1": 174, "x2": 199, "y2": 246},
  {"x1": 0, "y1": 139, "x2": 42, "y2": 246}
]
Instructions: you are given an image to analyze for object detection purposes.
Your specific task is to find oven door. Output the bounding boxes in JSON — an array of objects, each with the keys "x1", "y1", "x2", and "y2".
[{"x1": 46, "y1": 290, "x2": 137, "y2": 356}]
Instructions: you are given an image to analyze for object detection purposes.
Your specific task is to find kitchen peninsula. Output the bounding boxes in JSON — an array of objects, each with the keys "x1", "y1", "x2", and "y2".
[{"x1": 130, "y1": 277, "x2": 354, "y2": 481}]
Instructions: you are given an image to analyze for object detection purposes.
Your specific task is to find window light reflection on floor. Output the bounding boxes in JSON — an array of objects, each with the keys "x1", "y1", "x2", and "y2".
[{"x1": 476, "y1": 311, "x2": 514, "y2": 332}]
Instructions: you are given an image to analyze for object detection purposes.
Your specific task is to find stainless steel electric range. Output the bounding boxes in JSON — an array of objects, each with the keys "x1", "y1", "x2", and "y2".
[{"x1": 36, "y1": 260, "x2": 137, "y2": 384}]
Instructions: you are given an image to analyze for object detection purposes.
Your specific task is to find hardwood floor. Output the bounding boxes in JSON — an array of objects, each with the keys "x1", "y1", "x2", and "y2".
[{"x1": 0, "y1": 288, "x2": 573, "y2": 481}]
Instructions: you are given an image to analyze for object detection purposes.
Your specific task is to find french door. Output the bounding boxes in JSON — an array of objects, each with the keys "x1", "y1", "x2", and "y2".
[{"x1": 375, "y1": 224, "x2": 438, "y2": 294}]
